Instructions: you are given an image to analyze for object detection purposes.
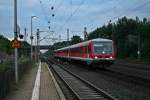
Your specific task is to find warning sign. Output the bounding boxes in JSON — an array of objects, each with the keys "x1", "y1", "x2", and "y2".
[{"x1": 11, "y1": 38, "x2": 21, "y2": 48}]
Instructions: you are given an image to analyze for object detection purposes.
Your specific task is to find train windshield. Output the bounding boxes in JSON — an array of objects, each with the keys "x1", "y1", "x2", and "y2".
[{"x1": 93, "y1": 41, "x2": 112, "y2": 54}]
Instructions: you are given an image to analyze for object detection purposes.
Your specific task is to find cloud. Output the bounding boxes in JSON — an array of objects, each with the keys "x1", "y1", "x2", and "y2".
[
  {"x1": 24, "y1": 0, "x2": 39, "y2": 8},
  {"x1": 1, "y1": 0, "x2": 150, "y2": 45}
]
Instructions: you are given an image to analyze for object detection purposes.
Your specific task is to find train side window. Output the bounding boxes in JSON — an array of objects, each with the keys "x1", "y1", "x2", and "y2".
[{"x1": 79, "y1": 47, "x2": 82, "y2": 53}]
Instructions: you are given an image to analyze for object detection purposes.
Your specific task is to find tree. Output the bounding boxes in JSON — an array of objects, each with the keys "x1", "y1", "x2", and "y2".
[
  {"x1": 70, "y1": 35, "x2": 83, "y2": 45},
  {"x1": 0, "y1": 35, "x2": 12, "y2": 54},
  {"x1": 87, "y1": 16, "x2": 150, "y2": 59}
]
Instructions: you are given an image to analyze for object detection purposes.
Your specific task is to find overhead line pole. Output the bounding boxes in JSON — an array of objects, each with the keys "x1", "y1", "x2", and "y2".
[
  {"x1": 36, "y1": 29, "x2": 40, "y2": 62},
  {"x1": 84, "y1": 27, "x2": 87, "y2": 40},
  {"x1": 37, "y1": 29, "x2": 40, "y2": 63},
  {"x1": 31, "y1": 17, "x2": 33, "y2": 60},
  {"x1": 138, "y1": 32, "x2": 141, "y2": 60},
  {"x1": 30, "y1": 16, "x2": 37, "y2": 60},
  {"x1": 24, "y1": 28, "x2": 27, "y2": 56},
  {"x1": 67, "y1": 28, "x2": 69, "y2": 46}
]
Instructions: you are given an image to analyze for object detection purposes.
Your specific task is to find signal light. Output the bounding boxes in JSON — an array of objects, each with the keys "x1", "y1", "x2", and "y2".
[{"x1": 19, "y1": 34, "x2": 24, "y2": 39}]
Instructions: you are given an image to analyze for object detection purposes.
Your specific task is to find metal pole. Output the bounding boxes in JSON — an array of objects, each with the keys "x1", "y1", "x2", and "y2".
[
  {"x1": 14, "y1": 0, "x2": 18, "y2": 84},
  {"x1": 59, "y1": 35, "x2": 61, "y2": 42},
  {"x1": 24, "y1": 28, "x2": 27, "y2": 56},
  {"x1": 67, "y1": 28, "x2": 69, "y2": 42},
  {"x1": 67, "y1": 28, "x2": 69, "y2": 46},
  {"x1": 31, "y1": 17, "x2": 33, "y2": 60},
  {"x1": 35, "y1": 29, "x2": 38, "y2": 62},
  {"x1": 138, "y1": 32, "x2": 141, "y2": 60},
  {"x1": 84, "y1": 27, "x2": 87, "y2": 40},
  {"x1": 24, "y1": 28, "x2": 27, "y2": 42},
  {"x1": 37, "y1": 29, "x2": 40, "y2": 62}
]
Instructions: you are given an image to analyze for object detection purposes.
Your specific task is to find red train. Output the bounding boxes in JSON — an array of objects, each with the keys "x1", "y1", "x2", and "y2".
[{"x1": 54, "y1": 38, "x2": 115, "y2": 68}]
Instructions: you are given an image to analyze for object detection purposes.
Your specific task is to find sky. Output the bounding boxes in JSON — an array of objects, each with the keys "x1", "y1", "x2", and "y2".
[{"x1": 0, "y1": 0, "x2": 150, "y2": 46}]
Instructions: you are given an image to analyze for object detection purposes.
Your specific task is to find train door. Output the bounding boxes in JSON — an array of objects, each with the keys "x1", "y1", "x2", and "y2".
[
  {"x1": 85, "y1": 46, "x2": 88, "y2": 58},
  {"x1": 87, "y1": 46, "x2": 90, "y2": 58},
  {"x1": 82, "y1": 46, "x2": 89, "y2": 58},
  {"x1": 81, "y1": 46, "x2": 84, "y2": 57},
  {"x1": 89, "y1": 43, "x2": 93, "y2": 58}
]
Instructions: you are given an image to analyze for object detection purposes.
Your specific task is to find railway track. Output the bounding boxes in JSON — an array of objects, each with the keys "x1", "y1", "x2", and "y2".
[
  {"x1": 44, "y1": 58, "x2": 150, "y2": 100},
  {"x1": 101, "y1": 68, "x2": 150, "y2": 87},
  {"x1": 53, "y1": 58, "x2": 150, "y2": 87},
  {"x1": 114, "y1": 62, "x2": 150, "y2": 71},
  {"x1": 108, "y1": 63, "x2": 150, "y2": 87},
  {"x1": 51, "y1": 63, "x2": 117, "y2": 100}
]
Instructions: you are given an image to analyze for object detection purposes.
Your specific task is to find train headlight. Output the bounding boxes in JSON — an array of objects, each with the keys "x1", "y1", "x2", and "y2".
[
  {"x1": 94, "y1": 56, "x2": 98, "y2": 59},
  {"x1": 109, "y1": 56, "x2": 113, "y2": 59}
]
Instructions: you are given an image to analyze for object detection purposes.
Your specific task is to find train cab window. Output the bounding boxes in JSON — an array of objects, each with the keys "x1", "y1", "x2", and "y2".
[{"x1": 93, "y1": 41, "x2": 112, "y2": 54}]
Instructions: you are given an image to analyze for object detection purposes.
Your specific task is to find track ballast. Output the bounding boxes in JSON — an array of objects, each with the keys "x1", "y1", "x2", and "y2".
[{"x1": 51, "y1": 63, "x2": 117, "y2": 100}]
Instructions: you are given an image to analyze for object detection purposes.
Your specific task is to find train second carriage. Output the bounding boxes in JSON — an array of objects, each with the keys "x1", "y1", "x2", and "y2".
[{"x1": 54, "y1": 38, "x2": 115, "y2": 68}]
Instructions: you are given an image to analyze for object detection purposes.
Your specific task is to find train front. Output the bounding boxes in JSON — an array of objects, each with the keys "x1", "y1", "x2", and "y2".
[{"x1": 91, "y1": 39, "x2": 115, "y2": 67}]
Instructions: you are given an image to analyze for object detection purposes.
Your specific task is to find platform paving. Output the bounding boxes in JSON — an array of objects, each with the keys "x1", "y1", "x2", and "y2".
[
  {"x1": 40, "y1": 63, "x2": 61, "y2": 100},
  {"x1": 3, "y1": 62, "x2": 64, "y2": 100}
]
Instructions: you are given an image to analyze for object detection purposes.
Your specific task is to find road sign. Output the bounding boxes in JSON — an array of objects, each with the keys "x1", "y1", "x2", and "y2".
[{"x1": 11, "y1": 38, "x2": 21, "y2": 48}]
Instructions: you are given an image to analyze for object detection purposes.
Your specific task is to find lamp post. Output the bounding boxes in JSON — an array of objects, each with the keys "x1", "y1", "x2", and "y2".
[{"x1": 30, "y1": 16, "x2": 37, "y2": 60}]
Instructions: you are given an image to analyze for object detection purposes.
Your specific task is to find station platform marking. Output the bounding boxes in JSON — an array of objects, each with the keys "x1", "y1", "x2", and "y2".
[
  {"x1": 31, "y1": 61, "x2": 41, "y2": 100},
  {"x1": 31, "y1": 62, "x2": 66, "y2": 100}
]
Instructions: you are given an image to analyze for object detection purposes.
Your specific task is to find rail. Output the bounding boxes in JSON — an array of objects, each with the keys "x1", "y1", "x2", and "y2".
[{"x1": 51, "y1": 62, "x2": 117, "y2": 100}]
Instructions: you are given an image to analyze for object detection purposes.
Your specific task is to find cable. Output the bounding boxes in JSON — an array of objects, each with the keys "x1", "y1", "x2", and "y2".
[
  {"x1": 39, "y1": 0, "x2": 50, "y2": 23},
  {"x1": 58, "y1": 0, "x2": 85, "y2": 33},
  {"x1": 110, "y1": 0, "x2": 150, "y2": 22},
  {"x1": 88, "y1": 0, "x2": 150, "y2": 31},
  {"x1": 54, "y1": 0, "x2": 65, "y2": 14}
]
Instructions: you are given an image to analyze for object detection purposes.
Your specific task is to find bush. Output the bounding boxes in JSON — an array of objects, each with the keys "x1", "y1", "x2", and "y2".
[{"x1": 0, "y1": 61, "x2": 13, "y2": 72}]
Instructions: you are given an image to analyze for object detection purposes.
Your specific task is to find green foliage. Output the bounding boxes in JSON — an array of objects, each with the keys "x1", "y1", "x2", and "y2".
[
  {"x1": 53, "y1": 41, "x2": 70, "y2": 50},
  {"x1": 88, "y1": 16, "x2": 150, "y2": 59},
  {"x1": 43, "y1": 48, "x2": 54, "y2": 57},
  {"x1": 0, "y1": 35, "x2": 31, "y2": 57},
  {"x1": 18, "y1": 41, "x2": 31, "y2": 57},
  {"x1": 51, "y1": 35, "x2": 83, "y2": 50},
  {"x1": 70, "y1": 35, "x2": 83, "y2": 45},
  {"x1": 0, "y1": 61, "x2": 13, "y2": 72},
  {"x1": 0, "y1": 35, "x2": 12, "y2": 54},
  {"x1": 0, "y1": 58, "x2": 33, "y2": 99},
  {"x1": 18, "y1": 56, "x2": 30, "y2": 64}
]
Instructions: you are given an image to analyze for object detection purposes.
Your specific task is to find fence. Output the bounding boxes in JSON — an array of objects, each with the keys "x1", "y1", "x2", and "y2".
[
  {"x1": 0, "y1": 67, "x2": 14, "y2": 99},
  {"x1": 0, "y1": 60, "x2": 32, "y2": 99}
]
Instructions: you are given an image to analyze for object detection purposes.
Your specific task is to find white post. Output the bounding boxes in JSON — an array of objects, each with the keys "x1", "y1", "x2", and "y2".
[
  {"x1": 15, "y1": 48, "x2": 18, "y2": 83},
  {"x1": 14, "y1": 0, "x2": 18, "y2": 83}
]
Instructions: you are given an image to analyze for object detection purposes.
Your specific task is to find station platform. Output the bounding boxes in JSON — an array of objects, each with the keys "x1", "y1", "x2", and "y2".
[{"x1": 3, "y1": 62, "x2": 66, "y2": 100}]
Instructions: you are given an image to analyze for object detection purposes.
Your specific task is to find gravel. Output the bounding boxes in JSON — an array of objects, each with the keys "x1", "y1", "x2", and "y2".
[
  {"x1": 57, "y1": 61, "x2": 150, "y2": 100},
  {"x1": 50, "y1": 67, "x2": 78, "y2": 100}
]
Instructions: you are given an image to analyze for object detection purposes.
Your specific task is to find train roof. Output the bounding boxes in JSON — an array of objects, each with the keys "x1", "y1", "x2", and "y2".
[
  {"x1": 54, "y1": 38, "x2": 112, "y2": 52},
  {"x1": 91, "y1": 38, "x2": 112, "y2": 42}
]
